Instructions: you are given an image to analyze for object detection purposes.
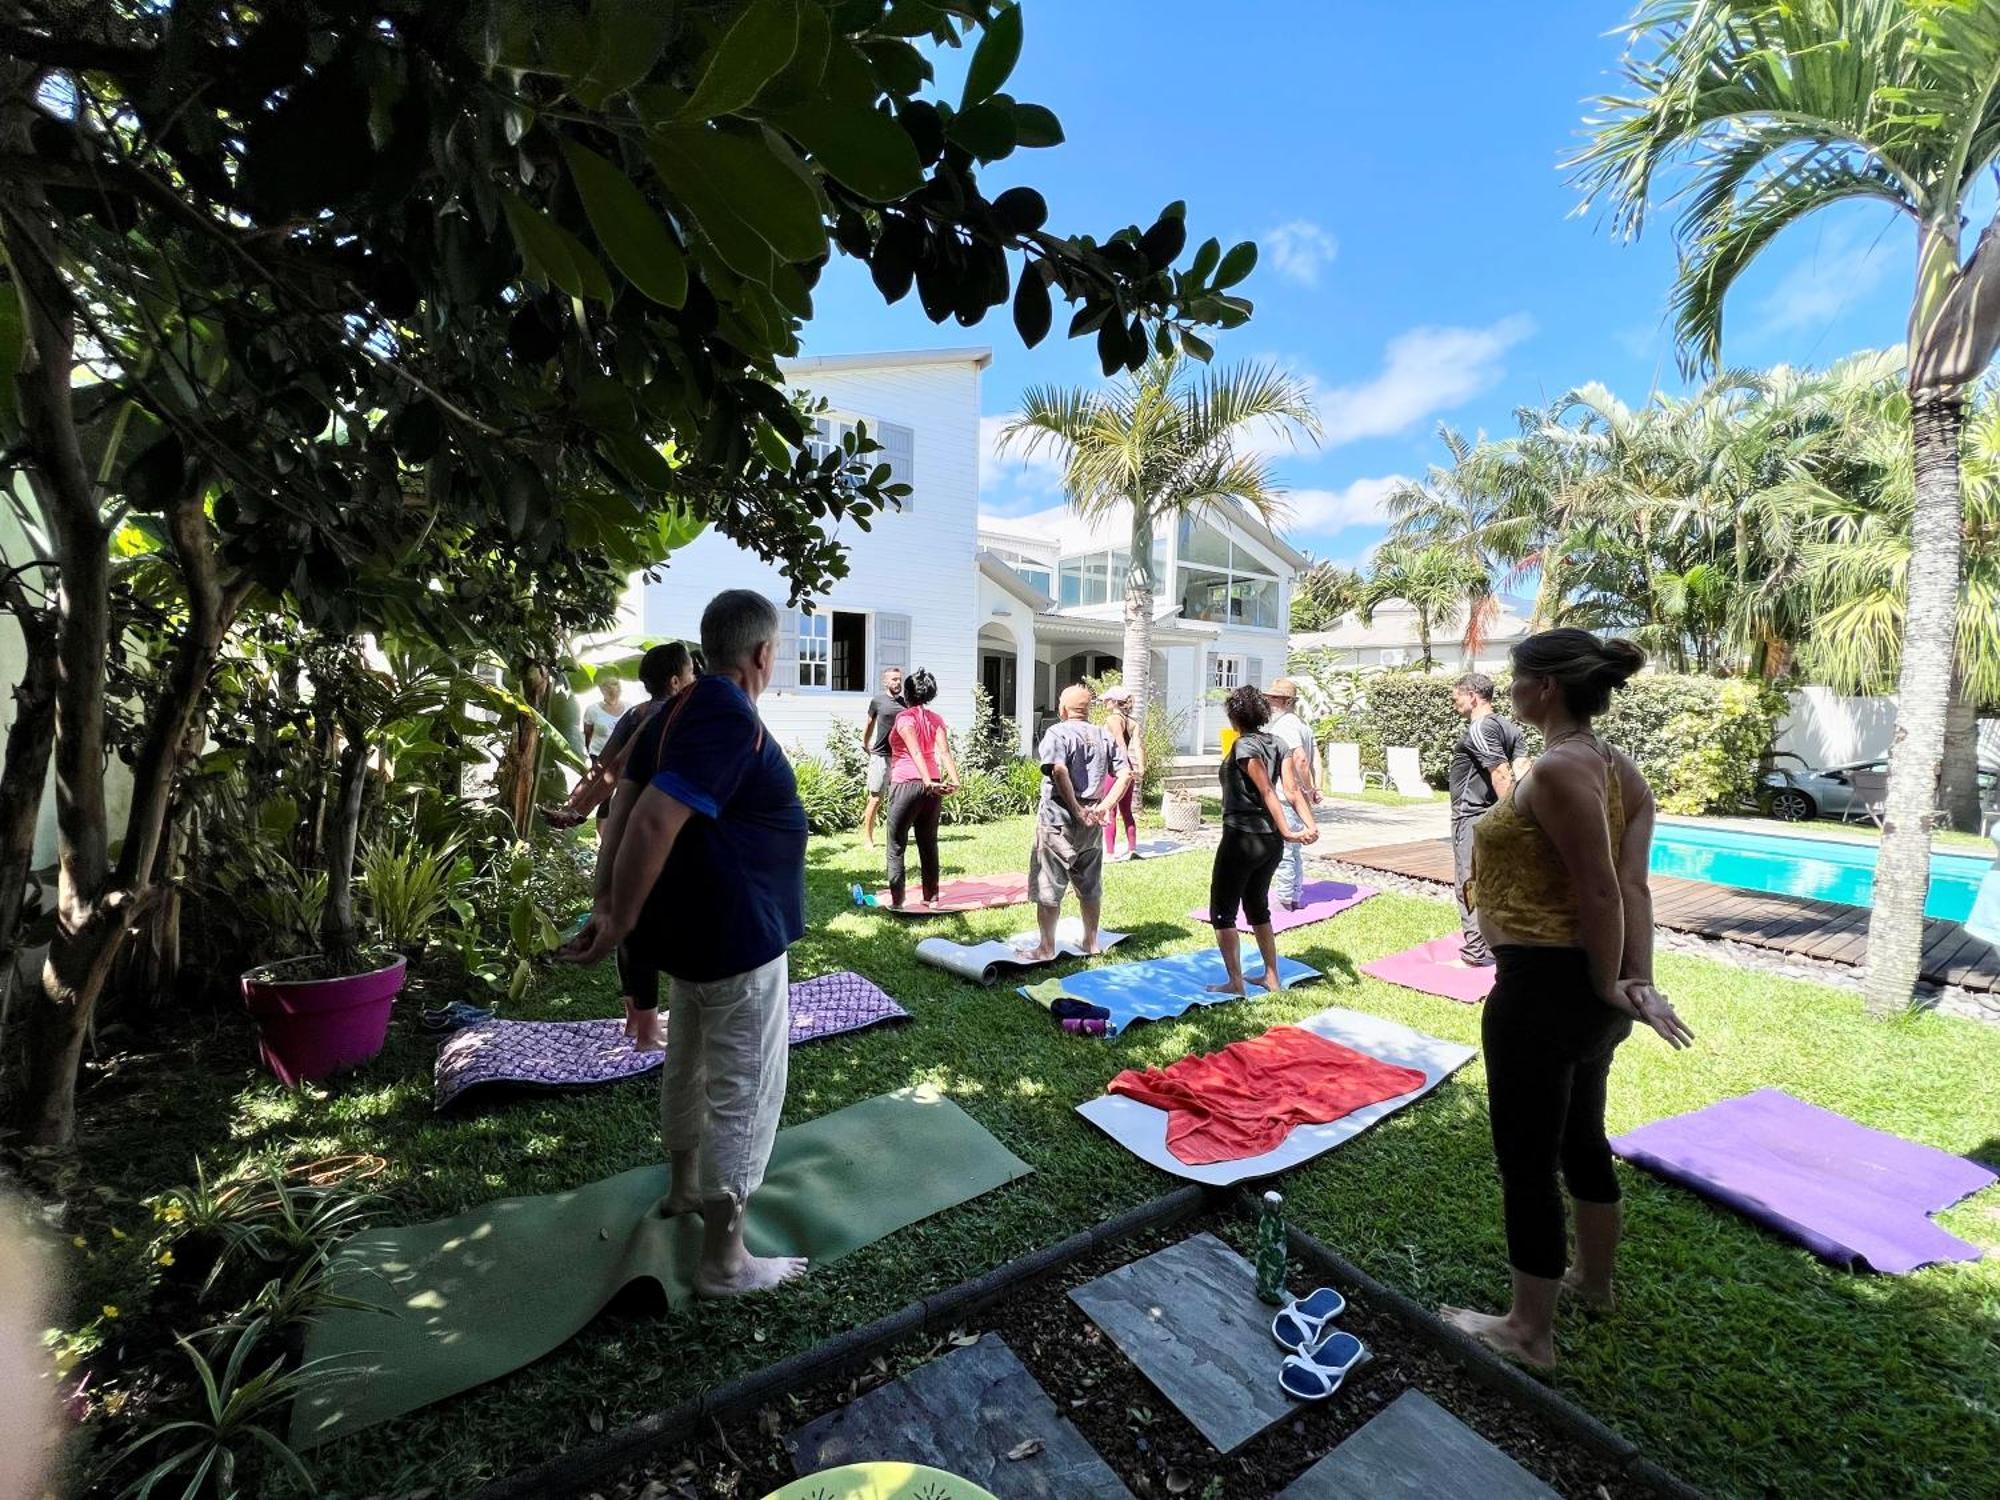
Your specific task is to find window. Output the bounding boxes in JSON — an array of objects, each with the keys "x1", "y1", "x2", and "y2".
[
  {"x1": 796, "y1": 609, "x2": 868, "y2": 691},
  {"x1": 1176, "y1": 523, "x2": 1283, "y2": 629},
  {"x1": 1015, "y1": 562, "x2": 1053, "y2": 594},
  {"x1": 807, "y1": 416, "x2": 916, "y2": 509},
  {"x1": 1210, "y1": 653, "x2": 1243, "y2": 691},
  {"x1": 1055, "y1": 547, "x2": 1131, "y2": 608}
]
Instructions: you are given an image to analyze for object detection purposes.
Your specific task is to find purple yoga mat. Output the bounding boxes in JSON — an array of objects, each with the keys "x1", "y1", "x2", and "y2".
[
  {"x1": 1360, "y1": 936, "x2": 1495, "y2": 1004},
  {"x1": 1190, "y1": 879, "x2": 1378, "y2": 935},
  {"x1": 433, "y1": 972, "x2": 909, "y2": 1112},
  {"x1": 1611, "y1": 1089, "x2": 1997, "y2": 1274}
]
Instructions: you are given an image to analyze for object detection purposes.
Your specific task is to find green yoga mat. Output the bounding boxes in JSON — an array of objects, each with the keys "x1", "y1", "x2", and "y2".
[{"x1": 291, "y1": 1088, "x2": 1031, "y2": 1448}]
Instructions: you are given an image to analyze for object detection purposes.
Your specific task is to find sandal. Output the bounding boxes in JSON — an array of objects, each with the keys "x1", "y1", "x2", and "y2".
[
  {"x1": 1271, "y1": 1286, "x2": 1347, "y2": 1353},
  {"x1": 1278, "y1": 1329, "x2": 1368, "y2": 1401}
]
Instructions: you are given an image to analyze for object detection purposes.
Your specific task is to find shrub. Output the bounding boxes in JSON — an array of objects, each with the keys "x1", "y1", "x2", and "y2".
[
  {"x1": 940, "y1": 769, "x2": 1013, "y2": 825},
  {"x1": 1319, "y1": 666, "x2": 1783, "y2": 813},
  {"x1": 1003, "y1": 757, "x2": 1045, "y2": 814},
  {"x1": 791, "y1": 754, "x2": 860, "y2": 834},
  {"x1": 824, "y1": 717, "x2": 870, "y2": 786},
  {"x1": 962, "y1": 685, "x2": 1019, "y2": 777}
]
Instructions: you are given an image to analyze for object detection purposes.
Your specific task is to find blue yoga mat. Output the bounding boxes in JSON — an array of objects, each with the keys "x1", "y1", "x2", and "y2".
[{"x1": 1023, "y1": 950, "x2": 1321, "y2": 1036}]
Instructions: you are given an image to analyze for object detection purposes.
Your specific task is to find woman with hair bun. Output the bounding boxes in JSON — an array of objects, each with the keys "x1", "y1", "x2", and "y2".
[
  {"x1": 1443, "y1": 628, "x2": 1693, "y2": 1369},
  {"x1": 1204, "y1": 683, "x2": 1317, "y2": 995},
  {"x1": 884, "y1": 668, "x2": 960, "y2": 910}
]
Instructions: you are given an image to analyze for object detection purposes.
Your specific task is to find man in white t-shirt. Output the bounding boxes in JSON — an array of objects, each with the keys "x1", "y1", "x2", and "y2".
[{"x1": 1264, "y1": 678, "x2": 1320, "y2": 910}]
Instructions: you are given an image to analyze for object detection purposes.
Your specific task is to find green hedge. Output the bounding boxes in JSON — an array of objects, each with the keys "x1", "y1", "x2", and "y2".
[
  {"x1": 792, "y1": 718, "x2": 1040, "y2": 835},
  {"x1": 1285, "y1": 661, "x2": 1783, "y2": 815}
]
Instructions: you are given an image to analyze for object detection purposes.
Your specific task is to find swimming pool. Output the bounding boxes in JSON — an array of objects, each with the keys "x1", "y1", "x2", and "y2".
[{"x1": 1650, "y1": 823, "x2": 1990, "y2": 923}]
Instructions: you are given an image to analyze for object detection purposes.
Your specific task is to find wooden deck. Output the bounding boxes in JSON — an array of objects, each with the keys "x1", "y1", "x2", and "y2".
[{"x1": 1338, "y1": 838, "x2": 2000, "y2": 995}]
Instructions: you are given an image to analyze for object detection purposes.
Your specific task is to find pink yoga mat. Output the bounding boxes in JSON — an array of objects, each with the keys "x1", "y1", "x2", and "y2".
[
  {"x1": 1360, "y1": 936, "x2": 1495, "y2": 1004},
  {"x1": 1191, "y1": 879, "x2": 1378, "y2": 935},
  {"x1": 871, "y1": 873, "x2": 1032, "y2": 915}
]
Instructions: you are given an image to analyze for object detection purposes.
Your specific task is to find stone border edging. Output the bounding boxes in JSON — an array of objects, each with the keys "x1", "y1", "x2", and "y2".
[
  {"x1": 468, "y1": 1184, "x2": 1213, "y2": 1500},
  {"x1": 1245, "y1": 1194, "x2": 1710, "y2": 1500}
]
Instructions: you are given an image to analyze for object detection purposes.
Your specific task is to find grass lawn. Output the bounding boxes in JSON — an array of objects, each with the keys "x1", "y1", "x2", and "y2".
[{"x1": 72, "y1": 813, "x2": 2000, "y2": 1499}]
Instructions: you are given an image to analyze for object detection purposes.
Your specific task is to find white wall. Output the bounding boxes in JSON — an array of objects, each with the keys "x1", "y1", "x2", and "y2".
[
  {"x1": 1777, "y1": 685, "x2": 2000, "y2": 769},
  {"x1": 640, "y1": 356, "x2": 984, "y2": 757}
]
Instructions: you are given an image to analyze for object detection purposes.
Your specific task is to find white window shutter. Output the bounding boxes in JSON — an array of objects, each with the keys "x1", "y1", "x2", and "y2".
[
  {"x1": 875, "y1": 611, "x2": 911, "y2": 677},
  {"x1": 777, "y1": 606, "x2": 799, "y2": 690},
  {"x1": 879, "y1": 421, "x2": 915, "y2": 510},
  {"x1": 1247, "y1": 655, "x2": 1265, "y2": 690}
]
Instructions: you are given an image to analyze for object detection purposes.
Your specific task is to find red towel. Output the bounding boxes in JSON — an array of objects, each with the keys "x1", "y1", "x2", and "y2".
[{"x1": 1108, "y1": 1026, "x2": 1430, "y2": 1165}]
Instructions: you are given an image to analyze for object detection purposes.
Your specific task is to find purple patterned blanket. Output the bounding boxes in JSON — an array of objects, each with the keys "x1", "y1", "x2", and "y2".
[{"x1": 434, "y1": 972, "x2": 910, "y2": 1112}]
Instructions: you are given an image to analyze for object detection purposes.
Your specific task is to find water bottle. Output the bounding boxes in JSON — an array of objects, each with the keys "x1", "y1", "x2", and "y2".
[{"x1": 1254, "y1": 1189, "x2": 1287, "y2": 1305}]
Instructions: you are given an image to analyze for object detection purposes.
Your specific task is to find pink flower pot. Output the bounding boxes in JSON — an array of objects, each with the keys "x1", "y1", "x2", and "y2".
[{"x1": 242, "y1": 953, "x2": 407, "y2": 1086}]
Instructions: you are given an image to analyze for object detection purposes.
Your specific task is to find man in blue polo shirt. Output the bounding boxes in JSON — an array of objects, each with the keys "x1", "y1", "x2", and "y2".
[{"x1": 564, "y1": 589, "x2": 808, "y2": 1298}]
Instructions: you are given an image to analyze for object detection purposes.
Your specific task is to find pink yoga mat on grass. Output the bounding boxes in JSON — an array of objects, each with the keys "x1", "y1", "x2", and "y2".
[
  {"x1": 1191, "y1": 879, "x2": 1378, "y2": 935},
  {"x1": 1611, "y1": 1089, "x2": 1996, "y2": 1274},
  {"x1": 872, "y1": 873, "x2": 1032, "y2": 915},
  {"x1": 1361, "y1": 936, "x2": 1495, "y2": 1004}
]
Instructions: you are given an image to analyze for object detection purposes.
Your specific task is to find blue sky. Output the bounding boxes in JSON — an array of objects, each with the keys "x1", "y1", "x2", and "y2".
[{"x1": 796, "y1": 1, "x2": 1917, "y2": 566}]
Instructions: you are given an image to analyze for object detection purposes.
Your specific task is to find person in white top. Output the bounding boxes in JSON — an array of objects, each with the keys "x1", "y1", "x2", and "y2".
[
  {"x1": 583, "y1": 676, "x2": 625, "y2": 760},
  {"x1": 1263, "y1": 678, "x2": 1320, "y2": 910}
]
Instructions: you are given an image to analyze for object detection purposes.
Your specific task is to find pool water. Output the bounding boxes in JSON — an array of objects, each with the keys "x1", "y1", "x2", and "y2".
[{"x1": 1651, "y1": 823, "x2": 1990, "y2": 923}]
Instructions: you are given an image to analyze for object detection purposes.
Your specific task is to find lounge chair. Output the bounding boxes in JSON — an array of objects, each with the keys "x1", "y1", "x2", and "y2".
[
  {"x1": 1386, "y1": 745, "x2": 1429, "y2": 799},
  {"x1": 1324, "y1": 741, "x2": 1370, "y2": 794}
]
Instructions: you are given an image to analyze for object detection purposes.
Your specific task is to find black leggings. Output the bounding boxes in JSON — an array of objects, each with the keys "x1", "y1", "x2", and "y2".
[
  {"x1": 616, "y1": 941, "x2": 660, "y2": 1012},
  {"x1": 885, "y1": 781, "x2": 943, "y2": 906},
  {"x1": 1483, "y1": 945, "x2": 1633, "y2": 1279},
  {"x1": 1208, "y1": 825, "x2": 1284, "y2": 929}
]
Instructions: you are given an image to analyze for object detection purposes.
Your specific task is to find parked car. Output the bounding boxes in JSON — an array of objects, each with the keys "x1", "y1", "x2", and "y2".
[{"x1": 1760, "y1": 753, "x2": 1999, "y2": 824}]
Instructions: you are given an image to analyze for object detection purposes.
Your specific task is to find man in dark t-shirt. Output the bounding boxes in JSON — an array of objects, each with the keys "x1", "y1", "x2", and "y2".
[
  {"x1": 1448, "y1": 673, "x2": 1523, "y2": 966},
  {"x1": 860, "y1": 666, "x2": 904, "y2": 848},
  {"x1": 565, "y1": 590, "x2": 809, "y2": 1299}
]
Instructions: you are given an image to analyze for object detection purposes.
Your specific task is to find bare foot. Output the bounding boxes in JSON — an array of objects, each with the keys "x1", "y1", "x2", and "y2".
[
  {"x1": 1561, "y1": 1270, "x2": 1615, "y2": 1310},
  {"x1": 1248, "y1": 969, "x2": 1284, "y2": 995},
  {"x1": 1205, "y1": 979, "x2": 1247, "y2": 996},
  {"x1": 1079, "y1": 938, "x2": 1103, "y2": 956},
  {"x1": 1441, "y1": 1306, "x2": 1555, "y2": 1369},
  {"x1": 695, "y1": 1254, "x2": 809, "y2": 1298},
  {"x1": 1014, "y1": 946, "x2": 1058, "y2": 964}
]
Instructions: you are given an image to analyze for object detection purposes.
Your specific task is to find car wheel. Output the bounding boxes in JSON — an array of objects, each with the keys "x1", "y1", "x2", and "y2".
[{"x1": 1766, "y1": 788, "x2": 1816, "y2": 822}]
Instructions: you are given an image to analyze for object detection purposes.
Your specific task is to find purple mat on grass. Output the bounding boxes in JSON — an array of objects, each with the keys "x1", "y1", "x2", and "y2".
[
  {"x1": 433, "y1": 972, "x2": 909, "y2": 1112},
  {"x1": 1611, "y1": 1088, "x2": 1997, "y2": 1274},
  {"x1": 1191, "y1": 879, "x2": 1378, "y2": 935},
  {"x1": 1360, "y1": 936, "x2": 1495, "y2": 1004}
]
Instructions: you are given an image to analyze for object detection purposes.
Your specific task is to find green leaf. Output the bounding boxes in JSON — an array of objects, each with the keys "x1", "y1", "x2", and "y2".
[
  {"x1": 500, "y1": 192, "x2": 614, "y2": 302},
  {"x1": 1214, "y1": 240, "x2": 1258, "y2": 289},
  {"x1": 1180, "y1": 329, "x2": 1215, "y2": 363},
  {"x1": 754, "y1": 420, "x2": 793, "y2": 468},
  {"x1": 962, "y1": 3, "x2": 1023, "y2": 109},
  {"x1": 681, "y1": 0, "x2": 800, "y2": 122},
  {"x1": 773, "y1": 43, "x2": 924, "y2": 201},
  {"x1": 756, "y1": 0, "x2": 831, "y2": 109},
  {"x1": 1013, "y1": 102, "x2": 1063, "y2": 148},
  {"x1": 657, "y1": 126, "x2": 824, "y2": 260},
  {"x1": 561, "y1": 140, "x2": 689, "y2": 307},
  {"x1": 578, "y1": 0, "x2": 673, "y2": 107},
  {"x1": 608, "y1": 430, "x2": 678, "y2": 491},
  {"x1": 863, "y1": 38, "x2": 933, "y2": 95},
  {"x1": 949, "y1": 97, "x2": 1017, "y2": 162},
  {"x1": 1189, "y1": 236, "x2": 1221, "y2": 283},
  {"x1": 1013, "y1": 264, "x2": 1051, "y2": 347}
]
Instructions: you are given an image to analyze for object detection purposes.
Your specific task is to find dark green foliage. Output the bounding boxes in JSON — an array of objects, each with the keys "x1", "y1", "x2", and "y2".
[{"x1": 961, "y1": 685, "x2": 1019, "y2": 777}]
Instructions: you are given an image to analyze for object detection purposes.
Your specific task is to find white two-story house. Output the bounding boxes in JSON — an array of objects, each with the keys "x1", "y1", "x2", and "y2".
[{"x1": 629, "y1": 346, "x2": 1305, "y2": 759}]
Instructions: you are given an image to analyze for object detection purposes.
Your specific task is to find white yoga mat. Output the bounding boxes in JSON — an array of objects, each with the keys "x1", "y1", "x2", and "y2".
[
  {"x1": 916, "y1": 924, "x2": 1130, "y2": 986},
  {"x1": 1124, "y1": 838, "x2": 1196, "y2": 859},
  {"x1": 1075, "y1": 1005, "x2": 1477, "y2": 1186}
]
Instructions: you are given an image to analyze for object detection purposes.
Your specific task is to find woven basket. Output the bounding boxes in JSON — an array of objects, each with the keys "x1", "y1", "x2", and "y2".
[{"x1": 1162, "y1": 789, "x2": 1203, "y2": 835}]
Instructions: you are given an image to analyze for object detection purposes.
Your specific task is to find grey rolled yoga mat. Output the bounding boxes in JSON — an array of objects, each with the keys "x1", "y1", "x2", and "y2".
[
  {"x1": 290, "y1": 1088, "x2": 1032, "y2": 1447},
  {"x1": 915, "y1": 924, "x2": 1128, "y2": 986}
]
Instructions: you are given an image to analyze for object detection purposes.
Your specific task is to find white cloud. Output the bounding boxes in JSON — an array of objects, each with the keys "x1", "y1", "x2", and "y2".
[
  {"x1": 1264, "y1": 220, "x2": 1340, "y2": 287},
  {"x1": 1315, "y1": 315, "x2": 1536, "y2": 446},
  {"x1": 980, "y1": 413, "x2": 1065, "y2": 495},
  {"x1": 1756, "y1": 226, "x2": 1901, "y2": 336},
  {"x1": 1277, "y1": 475, "x2": 1407, "y2": 539}
]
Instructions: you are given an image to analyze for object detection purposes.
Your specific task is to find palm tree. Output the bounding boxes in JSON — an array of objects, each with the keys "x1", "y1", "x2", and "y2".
[
  {"x1": 1292, "y1": 558, "x2": 1363, "y2": 633},
  {"x1": 1357, "y1": 543, "x2": 1492, "y2": 668},
  {"x1": 1383, "y1": 424, "x2": 1513, "y2": 661},
  {"x1": 1771, "y1": 371, "x2": 2000, "y2": 829},
  {"x1": 1571, "y1": 0, "x2": 2000, "y2": 1013},
  {"x1": 1000, "y1": 353, "x2": 1319, "y2": 729}
]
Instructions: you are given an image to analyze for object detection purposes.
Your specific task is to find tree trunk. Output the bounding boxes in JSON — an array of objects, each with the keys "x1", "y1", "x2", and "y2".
[
  {"x1": 1863, "y1": 391, "x2": 1966, "y2": 1015},
  {"x1": 320, "y1": 729, "x2": 368, "y2": 968},
  {"x1": 501, "y1": 661, "x2": 549, "y2": 836},
  {"x1": 1940, "y1": 672, "x2": 1983, "y2": 836},
  {"x1": 0, "y1": 598, "x2": 57, "y2": 1072},
  {"x1": 1123, "y1": 505, "x2": 1157, "y2": 740}
]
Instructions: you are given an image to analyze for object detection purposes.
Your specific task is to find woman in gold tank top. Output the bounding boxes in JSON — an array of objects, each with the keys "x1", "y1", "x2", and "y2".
[{"x1": 1442, "y1": 629, "x2": 1693, "y2": 1370}]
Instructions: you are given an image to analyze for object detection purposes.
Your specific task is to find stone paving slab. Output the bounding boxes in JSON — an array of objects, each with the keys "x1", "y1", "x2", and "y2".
[
  {"x1": 786, "y1": 1333, "x2": 1130, "y2": 1500},
  {"x1": 1068, "y1": 1232, "x2": 1293, "y2": 1454},
  {"x1": 1275, "y1": 1389, "x2": 1558, "y2": 1499}
]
